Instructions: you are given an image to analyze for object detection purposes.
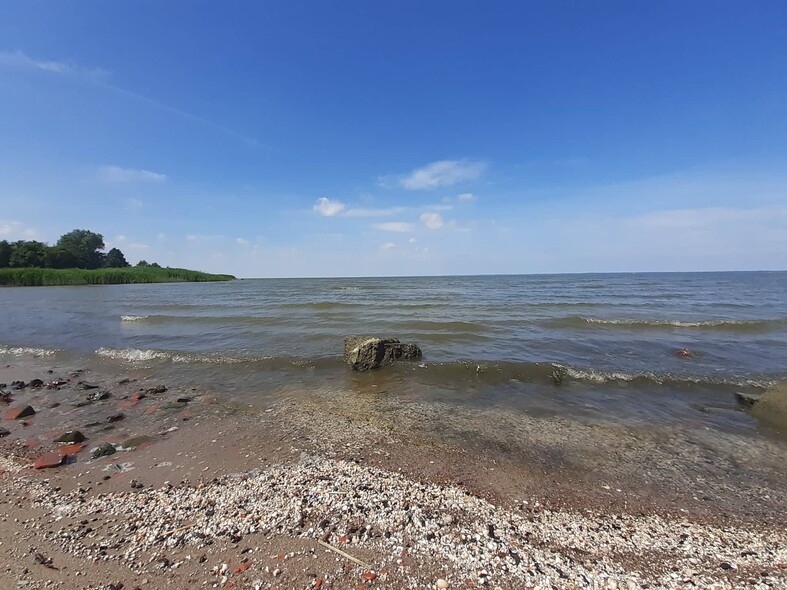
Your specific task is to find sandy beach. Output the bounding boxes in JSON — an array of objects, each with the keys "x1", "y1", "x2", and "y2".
[{"x1": 1, "y1": 357, "x2": 786, "y2": 590}]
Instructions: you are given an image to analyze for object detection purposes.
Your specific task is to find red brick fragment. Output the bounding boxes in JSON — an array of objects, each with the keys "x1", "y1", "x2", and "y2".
[
  {"x1": 34, "y1": 452, "x2": 64, "y2": 469},
  {"x1": 58, "y1": 443, "x2": 86, "y2": 456},
  {"x1": 232, "y1": 562, "x2": 251, "y2": 574},
  {"x1": 361, "y1": 572, "x2": 377, "y2": 581},
  {"x1": 5, "y1": 405, "x2": 35, "y2": 420}
]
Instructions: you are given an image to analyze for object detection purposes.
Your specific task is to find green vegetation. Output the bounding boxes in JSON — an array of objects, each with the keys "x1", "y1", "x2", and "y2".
[
  {"x1": 0, "y1": 228, "x2": 235, "y2": 286},
  {"x1": 0, "y1": 266, "x2": 235, "y2": 286}
]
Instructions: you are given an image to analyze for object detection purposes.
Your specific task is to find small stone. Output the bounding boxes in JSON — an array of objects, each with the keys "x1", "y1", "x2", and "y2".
[
  {"x1": 28, "y1": 379, "x2": 44, "y2": 388},
  {"x1": 437, "y1": 579, "x2": 450, "y2": 589},
  {"x1": 92, "y1": 442, "x2": 117, "y2": 458},
  {"x1": 0, "y1": 427, "x2": 10, "y2": 437},
  {"x1": 361, "y1": 572, "x2": 377, "y2": 581},
  {"x1": 53, "y1": 430, "x2": 86, "y2": 443},
  {"x1": 80, "y1": 382, "x2": 100, "y2": 390},
  {"x1": 5, "y1": 405, "x2": 35, "y2": 420}
]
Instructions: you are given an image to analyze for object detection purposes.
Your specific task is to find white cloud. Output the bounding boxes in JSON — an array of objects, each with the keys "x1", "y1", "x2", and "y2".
[
  {"x1": 408, "y1": 237, "x2": 417, "y2": 244},
  {"x1": 313, "y1": 197, "x2": 346, "y2": 217},
  {"x1": 98, "y1": 166, "x2": 166, "y2": 183},
  {"x1": 236, "y1": 238, "x2": 249, "y2": 245},
  {"x1": 458, "y1": 193, "x2": 476, "y2": 202},
  {"x1": 392, "y1": 159, "x2": 487, "y2": 190},
  {"x1": 0, "y1": 220, "x2": 38, "y2": 240},
  {"x1": 186, "y1": 235, "x2": 197, "y2": 241},
  {"x1": 114, "y1": 234, "x2": 128, "y2": 243},
  {"x1": 372, "y1": 222, "x2": 415, "y2": 233},
  {"x1": 381, "y1": 242, "x2": 397, "y2": 250},
  {"x1": 420, "y1": 212, "x2": 444, "y2": 230},
  {"x1": 127, "y1": 242, "x2": 149, "y2": 250}
]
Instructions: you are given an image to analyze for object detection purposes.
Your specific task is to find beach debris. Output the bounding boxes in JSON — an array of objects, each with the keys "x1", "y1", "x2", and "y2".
[
  {"x1": 53, "y1": 430, "x2": 86, "y2": 443},
  {"x1": 0, "y1": 390, "x2": 11, "y2": 404},
  {"x1": 675, "y1": 348, "x2": 694, "y2": 358},
  {"x1": 4, "y1": 404, "x2": 35, "y2": 420},
  {"x1": 86, "y1": 390, "x2": 111, "y2": 402},
  {"x1": 344, "y1": 336, "x2": 422, "y2": 371},
  {"x1": 317, "y1": 539, "x2": 372, "y2": 569},
  {"x1": 10, "y1": 380, "x2": 26, "y2": 390},
  {"x1": 0, "y1": 427, "x2": 10, "y2": 437},
  {"x1": 33, "y1": 452, "x2": 65, "y2": 469},
  {"x1": 28, "y1": 378, "x2": 44, "y2": 388},
  {"x1": 79, "y1": 381, "x2": 100, "y2": 390}
]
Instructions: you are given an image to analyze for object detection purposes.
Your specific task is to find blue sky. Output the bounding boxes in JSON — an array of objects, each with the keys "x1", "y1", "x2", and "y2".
[{"x1": 1, "y1": 1, "x2": 786, "y2": 277}]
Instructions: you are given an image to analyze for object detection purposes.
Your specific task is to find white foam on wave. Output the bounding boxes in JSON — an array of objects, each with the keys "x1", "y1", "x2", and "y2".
[
  {"x1": 96, "y1": 347, "x2": 168, "y2": 362},
  {"x1": 580, "y1": 317, "x2": 763, "y2": 328},
  {"x1": 121, "y1": 315, "x2": 148, "y2": 322},
  {"x1": 0, "y1": 345, "x2": 58, "y2": 357}
]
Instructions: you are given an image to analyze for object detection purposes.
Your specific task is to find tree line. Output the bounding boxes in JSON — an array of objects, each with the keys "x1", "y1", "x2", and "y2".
[{"x1": 0, "y1": 229, "x2": 159, "y2": 270}]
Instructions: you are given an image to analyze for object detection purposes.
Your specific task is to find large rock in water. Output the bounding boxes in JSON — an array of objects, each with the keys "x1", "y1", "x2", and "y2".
[
  {"x1": 344, "y1": 336, "x2": 422, "y2": 372},
  {"x1": 751, "y1": 385, "x2": 787, "y2": 435}
]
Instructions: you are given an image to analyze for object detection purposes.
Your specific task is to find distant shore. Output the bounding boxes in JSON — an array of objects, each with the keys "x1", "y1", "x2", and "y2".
[
  {"x1": 1, "y1": 356, "x2": 785, "y2": 589},
  {"x1": 0, "y1": 266, "x2": 236, "y2": 286}
]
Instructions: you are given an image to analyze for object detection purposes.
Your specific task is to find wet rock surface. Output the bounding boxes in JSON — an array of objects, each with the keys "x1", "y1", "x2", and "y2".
[{"x1": 344, "y1": 336, "x2": 423, "y2": 372}]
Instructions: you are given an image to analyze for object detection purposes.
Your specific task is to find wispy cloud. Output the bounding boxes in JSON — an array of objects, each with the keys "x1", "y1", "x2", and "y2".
[
  {"x1": 372, "y1": 222, "x2": 415, "y2": 233},
  {"x1": 382, "y1": 159, "x2": 487, "y2": 190},
  {"x1": 420, "y1": 212, "x2": 444, "y2": 230},
  {"x1": 98, "y1": 166, "x2": 166, "y2": 183},
  {"x1": 625, "y1": 206, "x2": 787, "y2": 230},
  {"x1": 343, "y1": 206, "x2": 406, "y2": 218},
  {"x1": 457, "y1": 193, "x2": 476, "y2": 202},
  {"x1": 381, "y1": 242, "x2": 397, "y2": 250},
  {"x1": 313, "y1": 197, "x2": 346, "y2": 217},
  {"x1": 0, "y1": 50, "x2": 108, "y2": 79},
  {"x1": 1, "y1": 50, "x2": 262, "y2": 148}
]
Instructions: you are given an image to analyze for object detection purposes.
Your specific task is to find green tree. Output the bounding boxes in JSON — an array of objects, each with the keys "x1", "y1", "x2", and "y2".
[
  {"x1": 0, "y1": 240, "x2": 11, "y2": 268},
  {"x1": 136, "y1": 260, "x2": 149, "y2": 267},
  {"x1": 9, "y1": 241, "x2": 49, "y2": 268},
  {"x1": 105, "y1": 247, "x2": 130, "y2": 268},
  {"x1": 56, "y1": 229, "x2": 105, "y2": 269},
  {"x1": 44, "y1": 247, "x2": 78, "y2": 269}
]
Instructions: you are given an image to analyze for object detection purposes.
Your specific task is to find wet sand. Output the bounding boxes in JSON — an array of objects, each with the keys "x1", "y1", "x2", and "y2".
[{"x1": 1, "y1": 359, "x2": 786, "y2": 590}]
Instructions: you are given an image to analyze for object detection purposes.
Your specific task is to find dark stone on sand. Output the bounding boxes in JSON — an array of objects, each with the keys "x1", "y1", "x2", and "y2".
[
  {"x1": 80, "y1": 382, "x2": 100, "y2": 390},
  {"x1": 735, "y1": 392, "x2": 762, "y2": 407},
  {"x1": 0, "y1": 427, "x2": 10, "y2": 437},
  {"x1": 53, "y1": 430, "x2": 86, "y2": 443},
  {"x1": 92, "y1": 442, "x2": 117, "y2": 458},
  {"x1": 11, "y1": 380, "x2": 26, "y2": 390},
  {"x1": 107, "y1": 413, "x2": 124, "y2": 423},
  {"x1": 5, "y1": 405, "x2": 35, "y2": 420},
  {"x1": 87, "y1": 390, "x2": 111, "y2": 402},
  {"x1": 176, "y1": 397, "x2": 192, "y2": 403},
  {"x1": 28, "y1": 379, "x2": 44, "y2": 388},
  {"x1": 343, "y1": 336, "x2": 423, "y2": 372},
  {"x1": 145, "y1": 385, "x2": 168, "y2": 394}
]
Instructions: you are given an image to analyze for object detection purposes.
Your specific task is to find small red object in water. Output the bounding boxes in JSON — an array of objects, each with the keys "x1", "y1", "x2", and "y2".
[{"x1": 676, "y1": 348, "x2": 694, "y2": 358}]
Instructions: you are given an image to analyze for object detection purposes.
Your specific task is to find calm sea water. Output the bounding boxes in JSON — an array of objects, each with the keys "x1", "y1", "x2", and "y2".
[{"x1": 2, "y1": 272, "x2": 786, "y2": 434}]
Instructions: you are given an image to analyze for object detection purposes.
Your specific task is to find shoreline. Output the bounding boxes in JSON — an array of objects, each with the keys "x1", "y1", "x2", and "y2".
[{"x1": 1, "y1": 359, "x2": 786, "y2": 589}]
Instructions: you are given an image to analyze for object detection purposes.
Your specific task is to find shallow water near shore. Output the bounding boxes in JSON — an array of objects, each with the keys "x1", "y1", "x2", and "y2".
[{"x1": 1, "y1": 271, "x2": 786, "y2": 443}]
